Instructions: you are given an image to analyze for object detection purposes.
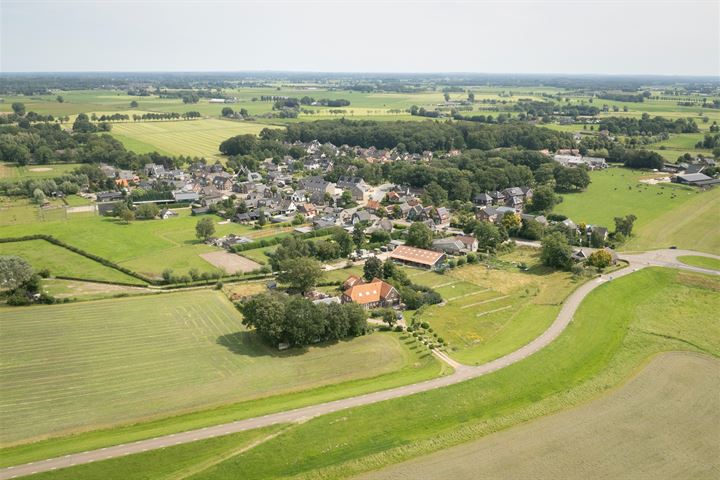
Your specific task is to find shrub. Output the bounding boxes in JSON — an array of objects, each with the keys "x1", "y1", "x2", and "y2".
[
  {"x1": 420, "y1": 322, "x2": 430, "y2": 329},
  {"x1": 394, "y1": 325, "x2": 404, "y2": 332}
]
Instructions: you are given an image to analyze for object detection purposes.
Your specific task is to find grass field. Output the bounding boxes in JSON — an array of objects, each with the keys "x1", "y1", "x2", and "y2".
[
  {"x1": 413, "y1": 248, "x2": 579, "y2": 364},
  {"x1": 359, "y1": 352, "x2": 719, "y2": 480},
  {"x1": 623, "y1": 186, "x2": 720, "y2": 255},
  {"x1": 0, "y1": 290, "x2": 436, "y2": 445},
  {"x1": 554, "y1": 168, "x2": 720, "y2": 254},
  {"x1": 0, "y1": 162, "x2": 84, "y2": 179},
  {"x1": 0, "y1": 239, "x2": 145, "y2": 285},
  {"x1": 27, "y1": 267, "x2": 719, "y2": 479},
  {"x1": 40, "y1": 278, "x2": 153, "y2": 301},
  {"x1": 0, "y1": 209, "x2": 261, "y2": 278},
  {"x1": 109, "y1": 119, "x2": 280, "y2": 160},
  {"x1": 678, "y1": 255, "x2": 720, "y2": 270}
]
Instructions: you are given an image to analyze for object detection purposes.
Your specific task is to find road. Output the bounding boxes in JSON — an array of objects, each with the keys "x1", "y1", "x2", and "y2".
[{"x1": 1, "y1": 249, "x2": 717, "y2": 479}]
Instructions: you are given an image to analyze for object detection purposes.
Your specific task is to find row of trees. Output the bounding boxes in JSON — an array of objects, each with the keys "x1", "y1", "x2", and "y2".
[{"x1": 599, "y1": 114, "x2": 699, "y2": 136}]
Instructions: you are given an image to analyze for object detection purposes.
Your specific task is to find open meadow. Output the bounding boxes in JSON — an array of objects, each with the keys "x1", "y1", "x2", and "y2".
[
  {"x1": 554, "y1": 168, "x2": 720, "y2": 254},
  {"x1": 0, "y1": 289, "x2": 436, "y2": 445},
  {"x1": 24, "y1": 267, "x2": 720, "y2": 479}
]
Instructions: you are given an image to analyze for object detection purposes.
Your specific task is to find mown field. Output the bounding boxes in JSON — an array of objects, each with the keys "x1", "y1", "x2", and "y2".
[
  {"x1": 555, "y1": 168, "x2": 720, "y2": 254},
  {"x1": 109, "y1": 119, "x2": 280, "y2": 160},
  {"x1": 24, "y1": 267, "x2": 720, "y2": 479},
  {"x1": 0, "y1": 240, "x2": 145, "y2": 285},
  {"x1": 359, "y1": 352, "x2": 719, "y2": 480},
  {"x1": 0, "y1": 289, "x2": 436, "y2": 445},
  {"x1": 0, "y1": 162, "x2": 84, "y2": 179},
  {"x1": 0, "y1": 209, "x2": 268, "y2": 278},
  {"x1": 678, "y1": 255, "x2": 720, "y2": 270}
]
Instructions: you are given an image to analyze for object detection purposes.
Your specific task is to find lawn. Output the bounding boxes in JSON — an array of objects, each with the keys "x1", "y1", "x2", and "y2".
[
  {"x1": 0, "y1": 162, "x2": 83, "y2": 179},
  {"x1": 359, "y1": 352, "x2": 719, "y2": 480},
  {"x1": 678, "y1": 255, "x2": 720, "y2": 271},
  {"x1": 29, "y1": 267, "x2": 719, "y2": 479},
  {"x1": 413, "y1": 248, "x2": 579, "y2": 364},
  {"x1": 0, "y1": 290, "x2": 435, "y2": 446},
  {"x1": 109, "y1": 118, "x2": 281, "y2": 160},
  {"x1": 0, "y1": 239, "x2": 145, "y2": 285}
]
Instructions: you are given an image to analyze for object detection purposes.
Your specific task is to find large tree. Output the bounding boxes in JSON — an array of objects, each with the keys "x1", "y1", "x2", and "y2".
[
  {"x1": 363, "y1": 256, "x2": 383, "y2": 281},
  {"x1": 277, "y1": 257, "x2": 323, "y2": 293},
  {"x1": 541, "y1": 232, "x2": 573, "y2": 270},
  {"x1": 195, "y1": 217, "x2": 215, "y2": 240},
  {"x1": 405, "y1": 222, "x2": 433, "y2": 249},
  {"x1": 530, "y1": 184, "x2": 561, "y2": 213},
  {"x1": 474, "y1": 222, "x2": 507, "y2": 252},
  {"x1": 0, "y1": 256, "x2": 34, "y2": 291}
]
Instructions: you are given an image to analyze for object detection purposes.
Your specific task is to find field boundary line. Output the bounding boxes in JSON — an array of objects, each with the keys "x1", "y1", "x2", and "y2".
[
  {"x1": 447, "y1": 289, "x2": 490, "y2": 302},
  {"x1": 475, "y1": 305, "x2": 513, "y2": 317},
  {"x1": 461, "y1": 295, "x2": 510, "y2": 309}
]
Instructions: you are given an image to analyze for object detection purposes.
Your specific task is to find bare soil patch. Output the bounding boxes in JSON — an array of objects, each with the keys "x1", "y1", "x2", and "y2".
[
  {"x1": 28, "y1": 167, "x2": 53, "y2": 172},
  {"x1": 200, "y1": 250, "x2": 262, "y2": 274}
]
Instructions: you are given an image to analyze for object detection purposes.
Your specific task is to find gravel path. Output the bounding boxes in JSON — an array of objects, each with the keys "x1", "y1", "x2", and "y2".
[{"x1": 1, "y1": 249, "x2": 717, "y2": 479}]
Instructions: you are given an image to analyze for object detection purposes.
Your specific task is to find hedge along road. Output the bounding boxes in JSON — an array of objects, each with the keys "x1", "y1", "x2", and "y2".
[{"x1": 1, "y1": 249, "x2": 718, "y2": 479}]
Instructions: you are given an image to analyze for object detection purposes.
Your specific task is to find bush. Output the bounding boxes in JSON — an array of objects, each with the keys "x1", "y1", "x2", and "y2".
[
  {"x1": 38, "y1": 268, "x2": 51, "y2": 278},
  {"x1": 394, "y1": 325, "x2": 404, "y2": 332},
  {"x1": 420, "y1": 322, "x2": 430, "y2": 329},
  {"x1": 215, "y1": 281, "x2": 224, "y2": 290}
]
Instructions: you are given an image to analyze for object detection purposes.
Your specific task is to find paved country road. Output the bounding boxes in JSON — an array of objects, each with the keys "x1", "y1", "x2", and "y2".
[{"x1": 1, "y1": 249, "x2": 718, "y2": 479}]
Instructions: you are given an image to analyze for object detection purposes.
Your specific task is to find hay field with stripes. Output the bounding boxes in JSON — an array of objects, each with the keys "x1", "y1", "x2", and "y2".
[
  {"x1": 0, "y1": 290, "x2": 413, "y2": 445},
  {"x1": 110, "y1": 119, "x2": 281, "y2": 160}
]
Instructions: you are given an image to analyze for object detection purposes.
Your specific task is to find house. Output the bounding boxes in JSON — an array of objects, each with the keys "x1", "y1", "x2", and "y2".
[
  {"x1": 172, "y1": 191, "x2": 199, "y2": 203},
  {"x1": 571, "y1": 248, "x2": 592, "y2": 262},
  {"x1": 473, "y1": 193, "x2": 493, "y2": 207},
  {"x1": 96, "y1": 191, "x2": 124, "y2": 203},
  {"x1": 431, "y1": 238, "x2": 466, "y2": 255},
  {"x1": 297, "y1": 203, "x2": 317, "y2": 217},
  {"x1": 435, "y1": 207, "x2": 451, "y2": 225},
  {"x1": 352, "y1": 211, "x2": 377, "y2": 225},
  {"x1": 159, "y1": 208, "x2": 178, "y2": 220},
  {"x1": 337, "y1": 176, "x2": 370, "y2": 201},
  {"x1": 341, "y1": 277, "x2": 400, "y2": 309},
  {"x1": 454, "y1": 235, "x2": 478, "y2": 252},
  {"x1": 389, "y1": 245, "x2": 445, "y2": 269},
  {"x1": 299, "y1": 176, "x2": 335, "y2": 195},
  {"x1": 97, "y1": 201, "x2": 121, "y2": 216}
]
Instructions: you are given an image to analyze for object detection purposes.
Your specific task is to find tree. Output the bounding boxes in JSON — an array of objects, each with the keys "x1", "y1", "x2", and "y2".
[
  {"x1": 500, "y1": 212, "x2": 521, "y2": 236},
  {"x1": 0, "y1": 256, "x2": 34, "y2": 291},
  {"x1": 32, "y1": 188, "x2": 46, "y2": 204},
  {"x1": 332, "y1": 228, "x2": 353, "y2": 257},
  {"x1": 56, "y1": 96, "x2": 64, "y2": 103},
  {"x1": 381, "y1": 308, "x2": 397, "y2": 328},
  {"x1": 406, "y1": 222, "x2": 433, "y2": 249},
  {"x1": 352, "y1": 223, "x2": 366, "y2": 248},
  {"x1": 130, "y1": 100, "x2": 138, "y2": 108},
  {"x1": 554, "y1": 166, "x2": 590, "y2": 192},
  {"x1": 221, "y1": 107, "x2": 235, "y2": 118},
  {"x1": 529, "y1": 185, "x2": 561, "y2": 213},
  {"x1": 11, "y1": 102, "x2": 25, "y2": 116},
  {"x1": 135, "y1": 203, "x2": 159, "y2": 220},
  {"x1": 444, "y1": 92, "x2": 450, "y2": 102},
  {"x1": 613, "y1": 214, "x2": 637, "y2": 237},
  {"x1": 117, "y1": 204, "x2": 135, "y2": 224},
  {"x1": 369, "y1": 229, "x2": 391, "y2": 244},
  {"x1": 257, "y1": 208, "x2": 267, "y2": 226},
  {"x1": 541, "y1": 232, "x2": 573, "y2": 270},
  {"x1": 363, "y1": 256, "x2": 383, "y2": 281},
  {"x1": 588, "y1": 249, "x2": 612, "y2": 269},
  {"x1": 518, "y1": 218, "x2": 544, "y2": 240},
  {"x1": 422, "y1": 182, "x2": 448, "y2": 206},
  {"x1": 474, "y1": 222, "x2": 506, "y2": 252},
  {"x1": 241, "y1": 292, "x2": 288, "y2": 344},
  {"x1": 277, "y1": 257, "x2": 323, "y2": 293},
  {"x1": 340, "y1": 190, "x2": 354, "y2": 207},
  {"x1": 195, "y1": 217, "x2": 215, "y2": 240}
]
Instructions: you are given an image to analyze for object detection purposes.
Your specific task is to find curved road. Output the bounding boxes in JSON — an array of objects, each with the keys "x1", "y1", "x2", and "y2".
[{"x1": 2, "y1": 249, "x2": 718, "y2": 479}]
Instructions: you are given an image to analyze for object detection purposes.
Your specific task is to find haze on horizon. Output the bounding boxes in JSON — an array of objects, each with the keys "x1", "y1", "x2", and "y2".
[{"x1": 1, "y1": 0, "x2": 718, "y2": 77}]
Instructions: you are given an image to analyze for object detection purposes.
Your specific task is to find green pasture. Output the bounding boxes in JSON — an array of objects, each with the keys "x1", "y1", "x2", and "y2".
[
  {"x1": 0, "y1": 239, "x2": 145, "y2": 285},
  {"x1": 0, "y1": 163, "x2": 84, "y2": 179},
  {"x1": 0, "y1": 209, "x2": 259, "y2": 278},
  {"x1": 0, "y1": 290, "x2": 435, "y2": 445},
  {"x1": 27, "y1": 266, "x2": 720, "y2": 479}
]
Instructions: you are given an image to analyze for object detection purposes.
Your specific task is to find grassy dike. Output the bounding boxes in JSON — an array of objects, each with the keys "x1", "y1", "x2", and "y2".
[{"x1": 24, "y1": 267, "x2": 720, "y2": 479}]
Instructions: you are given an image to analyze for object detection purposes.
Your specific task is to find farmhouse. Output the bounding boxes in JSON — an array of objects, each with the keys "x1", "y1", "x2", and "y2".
[
  {"x1": 341, "y1": 276, "x2": 400, "y2": 309},
  {"x1": 389, "y1": 245, "x2": 445, "y2": 269},
  {"x1": 672, "y1": 173, "x2": 720, "y2": 187}
]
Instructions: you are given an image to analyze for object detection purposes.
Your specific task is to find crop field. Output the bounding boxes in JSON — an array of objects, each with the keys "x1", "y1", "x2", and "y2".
[
  {"x1": 0, "y1": 209, "x2": 259, "y2": 278},
  {"x1": 359, "y1": 352, "x2": 719, "y2": 480},
  {"x1": 0, "y1": 239, "x2": 145, "y2": 285},
  {"x1": 413, "y1": 249, "x2": 578, "y2": 364},
  {"x1": 28, "y1": 267, "x2": 720, "y2": 479},
  {"x1": 0, "y1": 290, "x2": 425, "y2": 445},
  {"x1": 109, "y1": 119, "x2": 280, "y2": 160}
]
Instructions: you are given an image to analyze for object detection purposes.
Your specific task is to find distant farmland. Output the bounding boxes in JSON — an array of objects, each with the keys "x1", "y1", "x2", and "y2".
[
  {"x1": 110, "y1": 118, "x2": 282, "y2": 159},
  {"x1": 0, "y1": 290, "x2": 418, "y2": 444}
]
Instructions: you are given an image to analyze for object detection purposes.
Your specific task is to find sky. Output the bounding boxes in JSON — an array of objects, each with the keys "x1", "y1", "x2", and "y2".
[{"x1": 1, "y1": 0, "x2": 719, "y2": 76}]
